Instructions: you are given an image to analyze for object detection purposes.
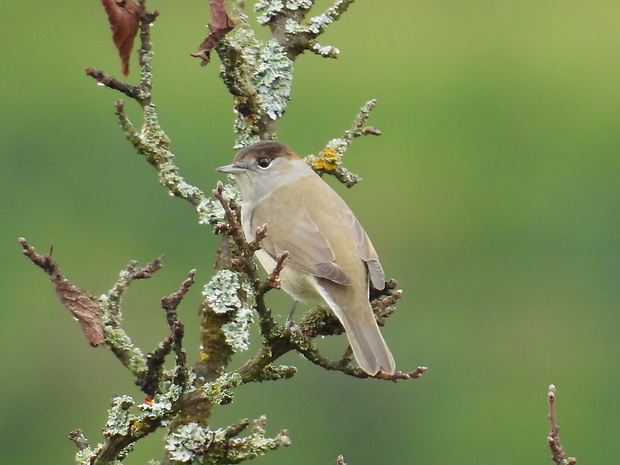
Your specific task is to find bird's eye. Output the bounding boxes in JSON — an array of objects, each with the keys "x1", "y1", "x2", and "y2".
[{"x1": 257, "y1": 157, "x2": 271, "y2": 169}]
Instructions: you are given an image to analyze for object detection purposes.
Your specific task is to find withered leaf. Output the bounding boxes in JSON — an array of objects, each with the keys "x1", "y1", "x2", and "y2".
[
  {"x1": 55, "y1": 280, "x2": 106, "y2": 347},
  {"x1": 19, "y1": 238, "x2": 105, "y2": 347},
  {"x1": 101, "y1": 0, "x2": 140, "y2": 76},
  {"x1": 191, "y1": 0, "x2": 235, "y2": 66}
]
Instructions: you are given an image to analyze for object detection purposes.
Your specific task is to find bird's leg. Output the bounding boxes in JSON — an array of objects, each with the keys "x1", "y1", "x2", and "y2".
[{"x1": 285, "y1": 301, "x2": 300, "y2": 330}]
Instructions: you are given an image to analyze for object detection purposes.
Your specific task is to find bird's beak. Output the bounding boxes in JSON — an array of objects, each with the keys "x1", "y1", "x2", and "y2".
[{"x1": 216, "y1": 164, "x2": 245, "y2": 174}]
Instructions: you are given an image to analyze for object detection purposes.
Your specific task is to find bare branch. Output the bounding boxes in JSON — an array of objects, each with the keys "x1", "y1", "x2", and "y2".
[
  {"x1": 213, "y1": 181, "x2": 241, "y2": 236},
  {"x1": 547, "y1": 384, "x2": 577, "y2": 465},
  {"x1": 258, "y1": 251, "x2": 289, "y2": 294},
  {"x1": 85, "y1": 67, "x2": 141, "y2": 98}
]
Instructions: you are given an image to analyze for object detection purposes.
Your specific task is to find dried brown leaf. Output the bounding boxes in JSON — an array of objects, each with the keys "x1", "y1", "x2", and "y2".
[
  {"x1": 191, "y1": 0, "x2": 235, "y2": 66},
  {"x1": 101, "y1": 0, "x2": 140, "y2": 76},
  {"x1": 55, "y1": 280, "x2": 106, "y2": 347},
  {"x1": 19, "y1": 238, "x2": 105, "y2": 347}
]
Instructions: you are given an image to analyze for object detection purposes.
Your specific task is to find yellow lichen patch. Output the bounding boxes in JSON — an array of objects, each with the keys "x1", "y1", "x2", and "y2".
[{"x1": 313, "y1": 147, "x2": 339, "y2": 171}]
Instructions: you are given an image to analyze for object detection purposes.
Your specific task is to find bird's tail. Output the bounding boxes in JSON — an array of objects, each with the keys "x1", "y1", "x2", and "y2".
[{"x1": 317, "y1": 284, "x2": 395, "y2": 375}]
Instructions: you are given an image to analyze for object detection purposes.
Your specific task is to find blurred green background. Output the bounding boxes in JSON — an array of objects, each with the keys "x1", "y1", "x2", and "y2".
[{"x1": 2, "y1": 1, "x2": 619, "y2": 463}]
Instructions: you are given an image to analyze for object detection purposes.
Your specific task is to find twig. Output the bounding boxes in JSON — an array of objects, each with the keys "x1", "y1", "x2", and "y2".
[
  {"x1": 85, "y1": 67, "x2": 140, "y2": 99},
  {"x1": 86, "y1": 4, "x2": 211, "y2": 215},
  {"x1": 101, "y1": 259, "x2": 170, "y2": 377},
  {"x1": 213, "y1": 181, "x2": 241, "y2": 237},
  {"x1": 161, "y1": 269, "x2": 197, "y2": 324},
  {"x1": 374, "y1": 367, "x2": 428, "y2": 382},
  {"x1": 249, "y1": 224, "x2": 268, "y2": 251},
  {"x1": 258, "y1": 251, "x2": 289, "y2": 293},
  {"x1": 547, "y1": 384, "x2": 577, "y2": 465},
  {"x1": 69, "y1": 429, "x2": 90, "y2": 450},
  {"x1": 306, "y1": 100, "x2": 381, "y2": 187},
  {"x1": 139, "y1": 270, "x2": 195, "y2": 395}
]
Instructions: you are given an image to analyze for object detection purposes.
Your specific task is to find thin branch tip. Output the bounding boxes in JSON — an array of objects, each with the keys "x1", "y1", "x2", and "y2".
[{"x1": 547, "y1": 384, "x2": 577, "y2": 465}]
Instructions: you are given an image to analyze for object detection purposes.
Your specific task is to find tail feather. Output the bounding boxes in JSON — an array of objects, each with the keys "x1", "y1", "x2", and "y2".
[
  {"x1": 316, "y1": 283, "x2": 395, "y2": 375},
  {"x1": 344, "y1": 313, "x2": 396, "y2": 375}
]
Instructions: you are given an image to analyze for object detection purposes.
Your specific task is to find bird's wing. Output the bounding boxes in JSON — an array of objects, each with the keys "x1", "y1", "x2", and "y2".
[
  {"x1": 262, "y1": 213, "x2": 353, "y2": 285},
  {"x1": 339, "y1": 208, "x2": 385, "y2": 290}
]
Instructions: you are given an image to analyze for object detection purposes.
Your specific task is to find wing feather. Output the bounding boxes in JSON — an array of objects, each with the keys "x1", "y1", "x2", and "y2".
[
  {"x1": 262, "y1": 213, "x2": 352, "y2": 285},
  {"x1": 339, "y1": 209, "x2": 385, "y2": 290}
]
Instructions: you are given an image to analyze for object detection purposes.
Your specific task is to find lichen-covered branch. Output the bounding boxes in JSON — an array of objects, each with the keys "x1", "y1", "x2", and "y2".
[
  {"x1": 218, "y1": 0, "x2": 361, "y2": 146},
  {"x1": 306, "y1": 99, "x2": 382, "y2": 187},
  {"x1": 100, "y1": 258, "x2": 164, "y2": 377},
  {"x1": 165, "y1": 415, "x2": 290, "y2": 464},
  {"x1": 86, "y1": 2, "x2": 220, "y2": 227}
]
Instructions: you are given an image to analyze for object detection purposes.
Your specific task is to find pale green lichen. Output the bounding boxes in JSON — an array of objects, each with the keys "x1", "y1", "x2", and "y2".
[
  {"x1": 307, "y1": 13, "x2": 335, "y2": 34},
  {"x1": 218, "y1": 24, "x2": 263, "y2": 147},
  {"x1": 75, "y1": 446, "x2": 97, "y2": 465},
  {"x1": 307, "y1": 0, "x2": 351, "y2": 34},
  {"x1": 202, "y1": 270, "x2": 255, "y2": 352},
  {"x1": 255, "y1": 0, "x2": 313, "y2": 24},
  {"x1": 225, "y1": 415, "x2": 291, "y2": 462},
  {"x1": 201, "y1": 372, "x2": 242, "y2": 404},
  {"x1": 254, "y1": 40, "x2": 293, "y2": 120},
  {"x1": 304, "y1": 99, "x2": 380, "y2": 187},
  {"x1": 284, "y1": 17, "x2": 304, "y2": 34},
  {"x1": 256, "y1": 364, "x2": 297, "y2": 381},
  {"x1": 165, "y1": 422, "x2": 215, "y2": 462},
  {"x1": 196, "y1": 180, "x2": 242, "y2": 226},
  {"x1": 103, "y1": 395, "x2": 137, "y2": 436},
  {"x1": 165, "y1": 416, "x2": 290, "y2": 464},
  {"x1": 232, "y1": 125, "x2": 261, "y2": 150},
  {"x1": 287, "y1": 0, "x2": 313, "y2": 9},
  {"x1": 195, "y1": 197, "x2": 221, "y2": 226},
  {"x1": 254, "y1": 0, "x2": 285, "y2": 25},
  {"x1": 311, "y1": 42, "x2": 340, "y2": 58}
]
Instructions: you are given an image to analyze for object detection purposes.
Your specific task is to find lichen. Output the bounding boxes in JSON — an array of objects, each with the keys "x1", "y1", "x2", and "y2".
[
  {"x1": 286, "y1": 0, "x2": 313, "y2": 9},
  {"x1": 165, "y1": 416, "x2": 291, "y2": 465},
  {"x1": 165, "y1": 422, "x2": 215, "y2": 462},
  {"x1": 201, "y1": 372, "x2": 242, "y2": 405},
  {"x1": 311, "y1": 144, "x2": 341, "y2": 171},
  {"x1": 254, "y1": 0, "x2": 285, "y2": 25},
  {"x1": 75, "y1": 446, "x2": 97, "y2": 465},
  {"x1": 254, "y1": 40, "x2": 293, "y2": 120},
  {"x1": 202, "y1": 270, "x2": 255, "y2": 352},
  {"x1": 224, "y1": 416, "x2": 291, "y2": 462},
  {"x1": 311, "y1": 42, "x2": 340, "y2": 58},
  {"x1": 103, "y1": 395, "x2": 137, "y2": 437}
]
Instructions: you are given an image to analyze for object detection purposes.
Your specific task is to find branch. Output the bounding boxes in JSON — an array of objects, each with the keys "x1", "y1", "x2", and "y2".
[
  {"x1": 86, "y1": 3, "x2": 215, "y2": 220},
  {"x1": 218, "y1": 0, "x2": 361, "y2": 145},
  {"x1": 100, "y1": 258, "x2": 164, "y2": 377},
  {"x1": 306, "y1": 99, "x2": 381, "y2": 187},
  {"x1": 257, "y1": 251, "x2": 289, "y2": 293},
  {"x1": 547, "y1": 384, "x2": 577, "y2": 465},
  {"x1": 139, "y1": 269, "x2": 195, "y2": 396}
]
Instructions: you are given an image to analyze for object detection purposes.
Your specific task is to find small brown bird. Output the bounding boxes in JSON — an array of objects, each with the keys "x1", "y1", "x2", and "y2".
[{"x1": 217, "y1": 141, "x2": 395, "y2": 375}]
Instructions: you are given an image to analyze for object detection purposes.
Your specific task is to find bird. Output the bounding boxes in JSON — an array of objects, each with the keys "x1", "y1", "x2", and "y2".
[{"x1": 217, "y1": 140, "x2": 395, "y2": 375}]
